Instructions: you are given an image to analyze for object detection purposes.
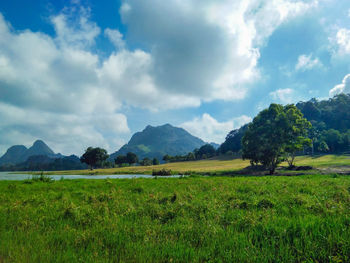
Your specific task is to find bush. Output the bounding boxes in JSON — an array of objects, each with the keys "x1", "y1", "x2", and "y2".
[{"x1": 152, "y1": 169, "x2": 172, "y2": 176}]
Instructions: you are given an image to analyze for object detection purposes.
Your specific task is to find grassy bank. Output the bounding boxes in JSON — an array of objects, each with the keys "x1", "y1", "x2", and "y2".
[
  {"x1": 0, "y1": 175, "x2": 349, "y2": 262},
  {"x1": 31, "y1": 154, "x2": 350, "y2": 176}
]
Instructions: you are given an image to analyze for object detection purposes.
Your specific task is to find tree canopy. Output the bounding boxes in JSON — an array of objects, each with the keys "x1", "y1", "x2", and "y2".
[
  {"x1": 242, "y1": 104, "x2": 311, "y2": 174},
  {"x1": 80, "y1": 147, "x2": 109, "y2": 170}
]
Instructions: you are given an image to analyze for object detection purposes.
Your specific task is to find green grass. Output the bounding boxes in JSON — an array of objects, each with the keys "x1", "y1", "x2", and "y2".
[
  {"x1": 0, "y1": 174, "x2": 350, "y2": 262},
  {"x1": 31, "y1": 154, "x2": 350, "y2": 176}
]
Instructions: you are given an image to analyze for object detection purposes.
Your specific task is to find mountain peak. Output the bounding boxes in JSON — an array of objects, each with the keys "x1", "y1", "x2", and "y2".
[
  {"x1": 0, "y1": 140, "x2": 56, "y2": 166},
  {"x1": 33, "y1": 140, "x2": 46, "y2": 146},
  {"x1": 29, "y1": 140, "x2": 54, "y2": 155},
  {"x1": 110, "y1": 124, "x2": 205, "y2": 161}
]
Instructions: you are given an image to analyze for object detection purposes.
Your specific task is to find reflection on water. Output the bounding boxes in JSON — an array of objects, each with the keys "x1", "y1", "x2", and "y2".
[{"x1": 0, "y1": 172, "x2": 177, "y2": 181}]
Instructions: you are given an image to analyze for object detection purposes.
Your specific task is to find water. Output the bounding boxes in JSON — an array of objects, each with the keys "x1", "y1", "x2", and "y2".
[{"x1": 0, "y1": 172, "x2": 177, "y2": 181}]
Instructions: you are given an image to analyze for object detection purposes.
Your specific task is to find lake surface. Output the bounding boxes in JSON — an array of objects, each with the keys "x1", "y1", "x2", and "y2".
[{"x1": 0, "y1": 172, "x2": 176, "y2": 181}]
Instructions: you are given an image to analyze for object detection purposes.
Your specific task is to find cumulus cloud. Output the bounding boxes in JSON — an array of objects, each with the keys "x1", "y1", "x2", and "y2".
[
  {"x1": 120, "y1": 0, "x2": 318, "y2": 101},
  {"x1": 270, "y1": 88, "x2": 295, "y2": 104},
  {"x1": 180, "y1": 114, "x2": 252, "y2": 144},
  {"x1": 295, "y1": 54, "x2": 322, "y2": 71},
  {"x1": 336, "y1": 28, "x2": 350, "y2": 54},
  {"x1": 329, "y1": 74, "x2": 350, "y2": 97},
  {"x1": 104, "y1": 28, "x2": 125, "y2": 50},
  {"x1": 0, "y1": 0, "x2": 318, "y2": 154}
]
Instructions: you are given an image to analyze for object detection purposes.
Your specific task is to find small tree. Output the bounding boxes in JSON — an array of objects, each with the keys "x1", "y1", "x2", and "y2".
[
  {"x1": 318, "y1": 141, "x2": 329, "y2": 153},
  {"x1": 152, "y1": 158, "x2": 159, "y2": 165},
  {"x1": 115, "y1": 155, "x2": 127, "y2": 167},
  {"x1": 140, "y1": 157, "x2": 152, "y2": 166},
  {"x1": 126, "y1": 152, "x2": 138, "y2": 165},
  {"x1": 80, "y1": 147, "x2": 109, "y2": 170},
  {"x1": 163, "y1": 154, "x2": 171, "y2": 162},
  {"x1": 284, "y1": 104, "x2": 312, "y2": 167}
]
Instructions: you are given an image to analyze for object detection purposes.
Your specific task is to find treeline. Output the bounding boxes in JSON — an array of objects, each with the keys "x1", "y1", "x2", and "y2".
[
  {"x1": 0, "y1": 155, "x2": 87, "y2": 171},
  {"x1": 163, "y1": 144, "x2": 216, "y2": 163},
  {"x1": 296, "y1": 94, "x2": 350, "y2": 154},
  {"x1": 219, "y1": 94, "x2": 350, "y2": 156},
  {"x1": 79, "y1": 147, "x2": 161, "y2": 169}
]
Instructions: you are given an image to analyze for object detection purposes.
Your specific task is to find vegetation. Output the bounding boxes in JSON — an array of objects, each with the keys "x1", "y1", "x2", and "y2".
[
  {"x1": 114, "y1": 152, "x2": 139, "y2": 167},
  {"x1": 27, "y1": 154, "x2": 350, "y2": 176},
  {"x1": 109, "y1": 124, "x2": 205, "y2": 161},
  {"x1": 163, "y1": 144, "x2": 216, "y2": 163},
  {"x1": 152, "y1": 169, "x2": 172, "y2": 176},
  {"x1": 296, "y1": 94, "x2": 350, "y2": 154},
  {"x1": 80, "y1": 147, "x2": 109, "y2": 170},
  {"x1": 0, "y1": 175, "x2": 349, "y2": 262},
  {"x1": 242, "y1": 104, "x2": 311, "y2": 174}
]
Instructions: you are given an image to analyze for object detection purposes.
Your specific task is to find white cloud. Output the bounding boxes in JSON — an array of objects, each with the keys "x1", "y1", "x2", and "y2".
[
  {"x1": 295, "y1": 54, "x2": 322, "y2": 71},
  {"x1": 329, "y1": 74, "x2": 350, "y2": 97},
  {"x1": 104, "y1": 28, "x2": 125, "y2": 49},
  {"x1": 180, "y1": 114, "x2": 251, "y2": 144},
  {"x1": 120, "y1": 0, "x2": 318, "y2": 101},
  {"x1": 0, "y1": 0, "x2": 319, "y2": 154},
  {"x1": 270, "y1": 88, "x2": 294, "y2": 103},
  {"x1": 336, "y1": 28, "x2": 350, "y2": 54}
]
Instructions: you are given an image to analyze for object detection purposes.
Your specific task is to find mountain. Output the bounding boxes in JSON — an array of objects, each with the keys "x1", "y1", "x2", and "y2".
[
  {"x1": 0, "y1": 140, "x2": 57, "y2": 165},
  {"x1": 0, "y1": 145, "x2": 28, "y2": 165},
  {"x1": 110, "y1": 124, "x2": 206, "y2": 161}
]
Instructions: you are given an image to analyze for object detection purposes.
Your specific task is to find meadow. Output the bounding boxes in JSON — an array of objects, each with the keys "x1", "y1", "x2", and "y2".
[
  {"x1": 0, "y1": 174, "x2": 349, "y2": 262},
  {"x1": 36, "y1": 154, "x2": 350, "y2": 176}
]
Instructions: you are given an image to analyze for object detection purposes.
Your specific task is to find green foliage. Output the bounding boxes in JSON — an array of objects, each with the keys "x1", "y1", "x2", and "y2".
[
  {"x1": 297, "y1": 94, "x2": 350, "y2": 153},
  {"x1": 126, "y1": 152, "x2": 138, "y2": 165},
  {"x1": 242, "y1": 104, "x2": 311, "y2": 174},
  {"x1": 152, "y1": 158, "x2": 159, "y2": 165},
  {"x1": 195, "y1": 144, "x2": 216, "y2": 159},
  {"x1": 140, "y1": 157, "x2": 152, "y2": 166},
  {"x1": 218, "y1": 125, "x2": 248, "y2": 154},
  {"x1": 0, "y1": 176, "x2": 349, "y2": 262},
  {"x1": 317, "y1": 141, "x2": 329, "y2": 153},
  {"x1": 114, "y1": 155, "x2": 127, "y2": 167},
  {"x1": 152, "y1": 169, "x2": 172, "y2": 176},
  {"x1": 80, "y1": 147, "x2": 109, "y2": 170}
]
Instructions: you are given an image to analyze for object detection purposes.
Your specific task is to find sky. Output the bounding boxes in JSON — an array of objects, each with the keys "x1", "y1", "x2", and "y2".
[{"x1": 0, "y1": 0, "x2": 350, "y2": 156}]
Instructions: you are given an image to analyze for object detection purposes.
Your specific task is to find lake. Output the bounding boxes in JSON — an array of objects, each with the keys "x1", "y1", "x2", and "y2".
[{"x1": 0, "y1": 172, "x2": 177, "y2": 181}]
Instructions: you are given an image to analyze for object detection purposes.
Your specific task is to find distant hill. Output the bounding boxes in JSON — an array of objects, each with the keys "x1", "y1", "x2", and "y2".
[
  {"x1": 0, "y1": 140, "x2": 84, "y2": 171},
  {"x1": 110, "y1": 124, "x2": 206, "y2": 161},
  {"x1": 0, "y1": 154, "x2": 86, "y2": 172},
  {"x1": 0, "y1": 140, "x2": 59, "y2": 166}
]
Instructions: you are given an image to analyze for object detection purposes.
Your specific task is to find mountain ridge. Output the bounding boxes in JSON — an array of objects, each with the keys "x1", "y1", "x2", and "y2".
[{"x1": 110, "y1": 124, "x2": 206, "y2": 161}]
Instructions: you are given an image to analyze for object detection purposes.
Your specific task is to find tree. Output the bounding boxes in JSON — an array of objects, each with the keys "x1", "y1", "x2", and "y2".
[
  {"x1": 242, "y1": 104, "x2": 311, "y2": 174},
  {"x1": 197, "y1": 144, "x2": 216, "y2": 159},
  {"x1": 115, "y1": 155, "x2": 127, "y2": 167},
  {"x1": 152, "y1": 158, "x2": 159, "y2": 165},
  {"x1": 140, "y1": 157, "x2": 152, "y2": 166},
  {"x1": 163, "y1": 154, "x2": 171, "y2": 162},
  {"x1": 126, "y1": 152, "x2": 138, "y2": 165},
  {"x1": 317, "y1": 141, "x2": 329, "y2": 153},
  {"x1": 80, "y1": 147, "x2": 109, "y2": 170},
  {"x1": 283, "y1": 104, "x2": 312, "y2": 167}
]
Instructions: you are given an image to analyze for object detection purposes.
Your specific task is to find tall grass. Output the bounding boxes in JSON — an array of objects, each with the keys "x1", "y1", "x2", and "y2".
[{"x1": 0, "y1": 174, "x2": 349, "y2": 262}]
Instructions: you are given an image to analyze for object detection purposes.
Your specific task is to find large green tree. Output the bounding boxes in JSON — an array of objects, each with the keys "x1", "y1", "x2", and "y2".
[
  {"x1": 242, "y1": 104, "x2": 311, "y2": 174},
  {"x1": 80, "y1": 147, "x2": 109, "y2": 170}
]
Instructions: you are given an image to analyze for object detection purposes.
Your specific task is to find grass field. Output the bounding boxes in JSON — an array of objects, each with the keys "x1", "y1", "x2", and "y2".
[
  {"x1": 0, "y1": 174, "x2": 350, "y2": 262},
  {"x1": 36, "y1": 154, "x2": 350, "y2": 176}
]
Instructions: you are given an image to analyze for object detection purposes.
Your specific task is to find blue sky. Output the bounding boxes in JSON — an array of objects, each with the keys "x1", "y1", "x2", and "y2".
[{"x1": 0, "y1": 0, "x2": 350, "y2": 155}]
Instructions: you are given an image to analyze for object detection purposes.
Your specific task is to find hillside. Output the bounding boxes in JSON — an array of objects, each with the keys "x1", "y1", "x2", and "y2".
[
  {"x1": 219, "y1": 94, "x2": 350, "y2": 155},
  {"x1": 110, "y1": 124, "x2": 205, "y2": 161},
  {"x1": 0, "y1": 140, "x2": 86, "y2": 171},
  {"x1": 0, "y1": 140, "x2": 57, "y2": 165}
]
